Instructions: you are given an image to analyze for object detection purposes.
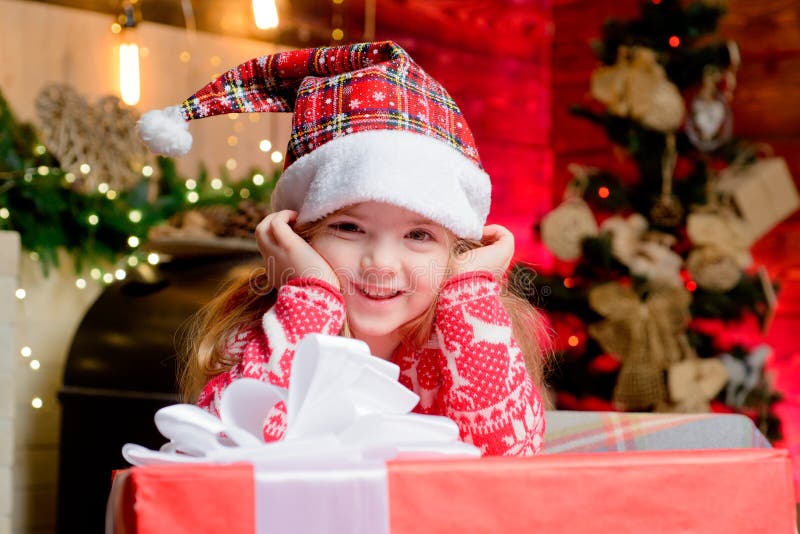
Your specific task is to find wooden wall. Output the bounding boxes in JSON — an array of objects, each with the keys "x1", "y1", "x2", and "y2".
[{"x1": 372, "y1": 0, "x2": 555, "y2": 261}]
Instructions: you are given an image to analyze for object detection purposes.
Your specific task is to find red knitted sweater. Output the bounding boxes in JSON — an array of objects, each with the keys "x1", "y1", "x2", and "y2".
[{"x1": 197, "y1": 271, "x2": 545, "y2": 455}]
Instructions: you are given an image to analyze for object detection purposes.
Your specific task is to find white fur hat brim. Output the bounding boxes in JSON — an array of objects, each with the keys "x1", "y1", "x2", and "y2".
[{"x1": 270, "y1": 130, "x2": 491, "y2": 240}]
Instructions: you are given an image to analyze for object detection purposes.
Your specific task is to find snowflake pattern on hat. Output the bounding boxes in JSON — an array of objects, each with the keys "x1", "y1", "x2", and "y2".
[{"x1": 138, "y1": 41, "x2": 491, "y2": 239}]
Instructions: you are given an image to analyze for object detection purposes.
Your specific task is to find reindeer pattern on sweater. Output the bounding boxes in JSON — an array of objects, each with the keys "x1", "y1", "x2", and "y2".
[{"x1": 198, "y1": 271, "x2": 545, "y2": 455}]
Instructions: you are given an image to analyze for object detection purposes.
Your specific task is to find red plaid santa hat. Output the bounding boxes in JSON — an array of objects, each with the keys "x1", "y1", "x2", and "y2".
[{"x1": 138, "y1": 41, "x2": 490, "y2": 239}]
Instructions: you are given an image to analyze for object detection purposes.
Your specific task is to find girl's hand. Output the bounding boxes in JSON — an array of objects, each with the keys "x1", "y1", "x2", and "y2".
[
  {"x1": 254, "y1": 210, "x2": 340, "y2": 290},
  {"x1": 452, "y1": 224, "x2": 515, "y2": 280}
]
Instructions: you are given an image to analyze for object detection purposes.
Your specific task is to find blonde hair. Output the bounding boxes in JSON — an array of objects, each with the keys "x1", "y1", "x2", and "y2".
[{"x1": 179, "y1": 215, "x2": 552, "y2": 405}]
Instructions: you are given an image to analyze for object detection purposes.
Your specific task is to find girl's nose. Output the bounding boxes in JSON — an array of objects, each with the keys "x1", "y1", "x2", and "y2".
[{"x1": 361, "y1": 240, "x2": 400, "y2": 276}]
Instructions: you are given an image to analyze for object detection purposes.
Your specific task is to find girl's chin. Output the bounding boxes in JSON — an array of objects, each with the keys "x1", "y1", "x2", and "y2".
[
  {"x1": 348, "y1": 320, "x2": 402, "y2": 340},
  {"x1": 348, "y1": 323, "x2": 404, "y2": 358}
]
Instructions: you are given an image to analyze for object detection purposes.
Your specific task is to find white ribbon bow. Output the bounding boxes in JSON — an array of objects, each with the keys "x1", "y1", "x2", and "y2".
[
  {"x1": 123, "y1": 333, "x2": 479, "y2": 467},
  {"x1": 118, "y1": 334, "x2": 479, "y2": 534}
]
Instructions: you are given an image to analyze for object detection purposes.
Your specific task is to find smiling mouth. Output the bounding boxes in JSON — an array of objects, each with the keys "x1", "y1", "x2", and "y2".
[{"x1": 358, "y1": 285, "x2": 403, "y2": 299}]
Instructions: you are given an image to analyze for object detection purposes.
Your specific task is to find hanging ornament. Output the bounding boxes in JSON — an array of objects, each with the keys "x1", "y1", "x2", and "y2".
[
  {"x1": 600, "y1": 213, "x2": 649, "y2": 265},
  {"x1": 614, "y1": 360, "x2": 666, "y2": 412},
  {"x1": 650, "y1": 133, "x2": 684, "y2": 227},
  {"x1": 540, "y1": 168, "x2": 599, "y2": 261},
  {"x1": 591, "y1": 46, "x2": 684, "y2": 132},
  {"x1": 667, "y1": 356, "x2": 729, "y2": 413},
  {"x1": 716, "y1": 157, "x2": 800, "y2": 243},
  {"x1": 35, "y1": 84, "x2": 152, "y2": 194},
  {"x1": 628, "y1": 241, "x2": 683, "y2": 288},
  {"x1": 588, "y1": 282, "x2": 695, "y2": 410},
  {"x1": 686, "y1": 246, "x2": 742, "y2": 292},
  {"x1": 540, "y1": 199, "x2": 598, "y2": 261},
  {"x1": 686, "y1": 209, "x2": 753, "y2": 266},
  {"x1": 600, "y1": 213, "x2": 683, "y2": 288},
  {"x1": 686, "y1": 42, "x2": 740, "y2": 152},
  {"x1": 649, "y1": 197, "x2": 683, "y2": 228},
  {"x1": 686, "y1": 67, "x2": 732, "y2": 151}
]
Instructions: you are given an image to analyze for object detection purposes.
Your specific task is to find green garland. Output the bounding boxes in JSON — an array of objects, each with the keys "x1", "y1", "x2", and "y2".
[{"x1": 0, "y1": 88, "x2": 279, "y2": 275}]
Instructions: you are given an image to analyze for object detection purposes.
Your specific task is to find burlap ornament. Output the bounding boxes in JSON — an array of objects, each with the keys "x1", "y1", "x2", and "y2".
[
  {"x1": 591, "y1": 47, "x2": 684, "y2": 132},
  {"x1": 716, "y1": 157, "x2": 799, "y2": 243},
  {"x1": 667, "y1": 357, "x2": 729, "y2": 413},
  {"x1": 614, "y1": 360, "x2": 666, "y2": 412},
  {"x1": 540, "y1": 198, "x2": 598, "y2": 261},
  {"x1": 590, "y1": 53, "x2": 629, "y2": 116},
  {"x1": 588, "y1": 282, "x2": 694, "y2": 410},
  {"x1": 686, "y1": 246, "x2": 742, "y2": 292},
  {"x1": 35, "y1": 84, "x2": 152, "y2": 194},
  {"x1": 686, "y1": 210, "x2": 753, "y2": 267}
]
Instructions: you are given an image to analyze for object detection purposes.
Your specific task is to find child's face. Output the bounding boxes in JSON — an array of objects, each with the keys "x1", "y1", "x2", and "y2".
[{"x1": 309, "y1": 201, "x2": 453, "y2": 352}]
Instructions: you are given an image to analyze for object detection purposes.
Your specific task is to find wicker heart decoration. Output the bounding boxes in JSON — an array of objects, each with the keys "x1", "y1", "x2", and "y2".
[{"x1": 35, "y1": 83, "x2": 151, "y2": 193}]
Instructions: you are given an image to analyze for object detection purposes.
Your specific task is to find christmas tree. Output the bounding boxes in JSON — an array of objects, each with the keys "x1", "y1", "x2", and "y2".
[{"x1": 512, "y1": 0, "x2": 798, "y2": 439}]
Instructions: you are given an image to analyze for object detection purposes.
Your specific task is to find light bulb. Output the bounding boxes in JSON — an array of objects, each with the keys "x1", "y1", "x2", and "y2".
[
  {"x1": 120, "y1": 42, "x2": 141, "y2": 106},
  {"x1": 253, "y1": 0, "x2": 279, "y2": 29}
]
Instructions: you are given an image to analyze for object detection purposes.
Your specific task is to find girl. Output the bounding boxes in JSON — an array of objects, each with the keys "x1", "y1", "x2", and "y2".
[{"x1": 138, "y1": 41, "x2": 550, "y2": 456}]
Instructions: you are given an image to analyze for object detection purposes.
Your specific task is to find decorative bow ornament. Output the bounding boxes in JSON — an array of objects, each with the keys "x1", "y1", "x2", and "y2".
[
  {"x1": 123, "y1": 334, "x2": 479, "y2": 468},
  {"x1": 588, "y1": 282, "x2": 695, "y2": 411}
]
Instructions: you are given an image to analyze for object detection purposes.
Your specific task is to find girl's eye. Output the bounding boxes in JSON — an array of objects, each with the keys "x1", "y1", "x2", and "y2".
[
  {"x1": 407, "y1": 229, "x2": 434, "y2": 242},
  {"x1": 330, "y1": 222, "x2": 362, "y2": 233}
]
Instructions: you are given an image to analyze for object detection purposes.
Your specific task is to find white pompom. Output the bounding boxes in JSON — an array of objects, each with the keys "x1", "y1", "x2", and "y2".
[{"x1": 137, "y1": 106, "x2": 193, "y2": 157}]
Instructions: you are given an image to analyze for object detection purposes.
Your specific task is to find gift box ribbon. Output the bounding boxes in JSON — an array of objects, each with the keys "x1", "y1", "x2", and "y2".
[{"x1": 117, "y1": 334, "x2": 480, "y2": 533}]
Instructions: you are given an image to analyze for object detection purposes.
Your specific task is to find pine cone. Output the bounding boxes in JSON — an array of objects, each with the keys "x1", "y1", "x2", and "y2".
[
  {"x1": 195, "y1": 205, "x2": 235, "y2": 236},
  {"x1": 220, "y1": 201, "x2": 271, "y2": 238}
]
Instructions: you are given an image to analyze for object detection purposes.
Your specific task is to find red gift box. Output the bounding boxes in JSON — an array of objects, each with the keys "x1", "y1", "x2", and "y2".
[{"x1": 109, "y1": 449, "x2": 796, "y2": 533}]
